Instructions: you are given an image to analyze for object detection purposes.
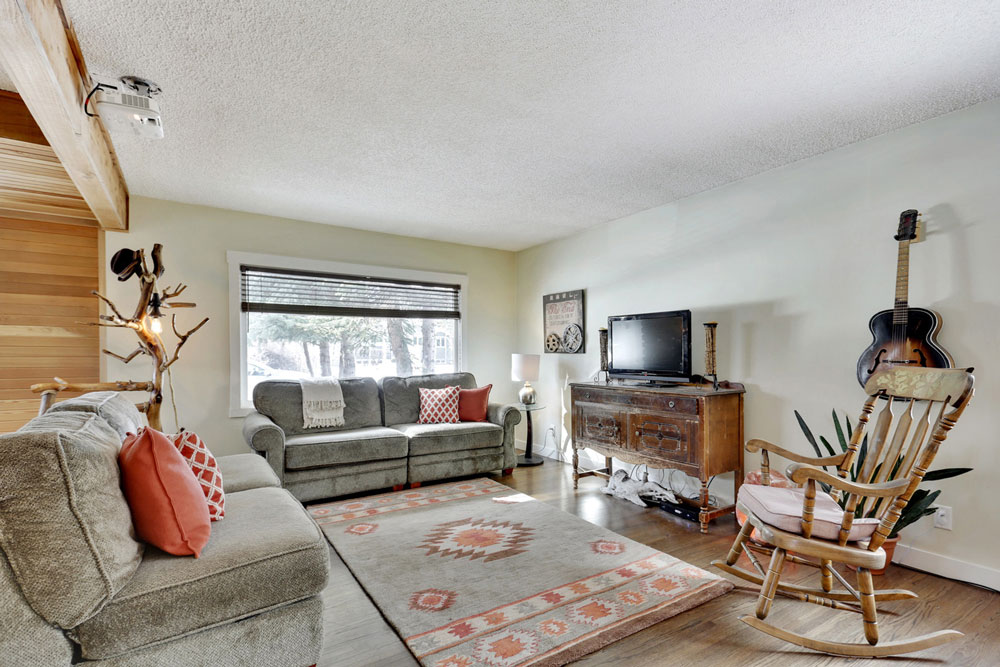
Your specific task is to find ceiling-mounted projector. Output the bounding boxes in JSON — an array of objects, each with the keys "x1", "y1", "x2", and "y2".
[{"x1": 92, "y1": 76, "x2": 164, "y2": 139}]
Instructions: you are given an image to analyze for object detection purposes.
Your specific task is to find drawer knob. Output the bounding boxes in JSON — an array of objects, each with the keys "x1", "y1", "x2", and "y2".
[{"x1": 668, "y1": 400, "x2": 676, "y2": 408}]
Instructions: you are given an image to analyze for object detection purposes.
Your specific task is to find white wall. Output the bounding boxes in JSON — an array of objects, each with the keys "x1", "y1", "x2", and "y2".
[
  {"x1": 515, "y1": 98, "x2": 1000, "y2": 584},
  {"x1": 100, "y1": 197, "x2": 517, "y2": 455}
]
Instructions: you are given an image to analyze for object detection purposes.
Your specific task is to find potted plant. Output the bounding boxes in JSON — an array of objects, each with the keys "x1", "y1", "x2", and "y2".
[{"x1": 795, "y1": 409, "x2": 971, "y2": 574}]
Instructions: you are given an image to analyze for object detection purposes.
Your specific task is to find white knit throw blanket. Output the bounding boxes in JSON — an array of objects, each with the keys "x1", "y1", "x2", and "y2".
[{"x1": 300, "y1": 378, "x2": 345, "y2": 428}]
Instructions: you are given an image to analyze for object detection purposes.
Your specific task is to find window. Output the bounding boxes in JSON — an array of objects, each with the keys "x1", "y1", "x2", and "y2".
[{"x1": 229, "y1": 253, "x2": 466, "y2": 414}]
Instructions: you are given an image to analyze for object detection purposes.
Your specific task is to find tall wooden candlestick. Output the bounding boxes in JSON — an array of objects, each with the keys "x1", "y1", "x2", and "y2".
[{"x1": 703, "y1": 321, "x2": 718, "y2": 390}]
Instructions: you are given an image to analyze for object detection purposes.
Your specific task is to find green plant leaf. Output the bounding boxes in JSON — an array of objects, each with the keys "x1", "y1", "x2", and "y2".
[
  {"x1": 795, "y1": 410, "x2": 823, "y2": 460},
  {"x1": 819, "y1": 435, "x2": 836, "y2": 458},
  {"x1": 891, "y1": 489, "x2": 941, "y2": 537},
  {"x1": 923, "y1": 468, "x2": 973, "y2": 482},
  {"x1": 833, "y1": 410, "x2": 848, "y2": 452}
]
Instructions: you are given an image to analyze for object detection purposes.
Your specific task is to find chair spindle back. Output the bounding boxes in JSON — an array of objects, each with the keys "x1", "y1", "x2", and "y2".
[{"x1": 833, "y1": 367, "x2": 973, "y2": 550}]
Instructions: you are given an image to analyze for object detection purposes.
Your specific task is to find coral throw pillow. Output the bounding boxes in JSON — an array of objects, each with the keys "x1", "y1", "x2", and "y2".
[
  {"x1": 458, "y1": 384, "x2": 492, "y2": 422},
  {"x1": 417, "y1": 386, "x2": 461, "y2": 424},
  {"x1": 168, "y1": 431, "x2": 225, "y2": 521},
  {"x1": 119, "y1": 428, "x2": 211, "y2": 557}
]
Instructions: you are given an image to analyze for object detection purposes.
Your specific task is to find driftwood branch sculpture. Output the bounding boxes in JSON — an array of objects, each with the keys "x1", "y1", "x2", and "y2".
[{"x1": 31, "y1": 243, "x2": 208, "y2": 430}]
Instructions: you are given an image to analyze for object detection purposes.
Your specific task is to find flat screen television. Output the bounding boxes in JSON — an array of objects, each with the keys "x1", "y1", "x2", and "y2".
[{"x1": 608, "y1": 309, "x2": 692, "y2": 382}]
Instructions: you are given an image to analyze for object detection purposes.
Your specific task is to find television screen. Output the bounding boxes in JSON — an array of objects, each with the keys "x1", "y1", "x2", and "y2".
[{"x1": 608, "y1": 310, "x2": 691, "y2": 380}]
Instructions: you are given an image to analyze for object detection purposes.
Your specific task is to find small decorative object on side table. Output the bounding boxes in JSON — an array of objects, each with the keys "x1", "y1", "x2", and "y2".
[{"x1": 518, "y1": 403, "x2": 546, "y2": 466}]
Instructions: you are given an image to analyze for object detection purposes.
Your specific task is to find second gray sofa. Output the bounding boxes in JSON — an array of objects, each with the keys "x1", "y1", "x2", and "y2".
[{"x1": 243, "y1": 372, "x2": 521, "y2": 502}]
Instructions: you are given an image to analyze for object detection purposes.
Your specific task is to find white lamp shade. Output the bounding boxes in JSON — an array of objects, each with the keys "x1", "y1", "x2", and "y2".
[{"x1": 511, "y1": 354, "x2": 540, "y2": 382}]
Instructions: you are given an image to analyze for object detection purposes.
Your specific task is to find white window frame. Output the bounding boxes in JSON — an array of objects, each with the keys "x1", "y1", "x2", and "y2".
[{"x1": 227, "y1": 251, "x2": 467, "y2": 417}]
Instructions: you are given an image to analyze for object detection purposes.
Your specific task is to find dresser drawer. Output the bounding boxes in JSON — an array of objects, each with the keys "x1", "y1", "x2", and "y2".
[
  {"x1": 627, "y1": 413, "x2": 696, "y2": 464},
  {"x1": 574, "y1": 404, "x2": 626, "y2": 448},
  {"x1": 570, "y1": 387, "x2": 698, "y2": 416},
  {"x1": 633, "y1": 394, "x2": 699, "y2": 416}
]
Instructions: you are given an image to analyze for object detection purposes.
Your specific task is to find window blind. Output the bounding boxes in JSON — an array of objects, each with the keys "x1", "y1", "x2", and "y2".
[{"x1": 240, "y1": 265, "x2": 461, "y2": 319}]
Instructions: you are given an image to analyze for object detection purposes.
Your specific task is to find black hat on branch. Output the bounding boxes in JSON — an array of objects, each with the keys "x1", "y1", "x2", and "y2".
[{"x1": 110, "y1": 248, "x2": 142, "y2": 282}]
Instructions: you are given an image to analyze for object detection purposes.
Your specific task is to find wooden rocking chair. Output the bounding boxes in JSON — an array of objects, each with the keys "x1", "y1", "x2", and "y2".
[{"x1": 712, "y1": 366, "x2": 974, "y2": 657}]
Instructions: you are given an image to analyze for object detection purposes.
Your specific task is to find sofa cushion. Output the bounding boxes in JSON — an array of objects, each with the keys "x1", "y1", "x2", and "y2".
[
  {"x1": 381, "y1": 372, "x2": 477, "y2": 426},
  {"x1": 48, "y1": 391, "x2": 145, "y2": 438},
  {"x1": 252, "y1": 377, "x2": 382, "y2": 436},
  {"x1": 217, "y1": 453, "x2": 280, "y2": 493},
  {"x1": 73, "y1": 487, "x2": 330, "y2": 660},
  {"x1": 0, "y1": 548, "x2": 76, "y2": 666},
  {"x1": 120, "y1": 428, "x2": 212, "y2": 557},
  {"x1": 284, "y1": 426, "x2": 408, "y2": 469},
  {"x1": 417, "y1": 385, "x2": 460, "y2": 424},
  {"x1": 169, "y1": 431, "x2": 225, "y2": 521},
  {"x1": 391, "y1": 421, "x2": 503, "y2": 456},
  {"x1": 458, "y1": 384, "x2": 492, "y2": 422},
  {"x1": 738, "y1": 484, "x2": 881, "y2": 542},
  {"x1": 0, "y1": 411, "x2": 143, "y2": 629}
]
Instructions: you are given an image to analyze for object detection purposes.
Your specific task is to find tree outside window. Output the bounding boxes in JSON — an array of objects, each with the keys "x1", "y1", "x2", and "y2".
[
  {"x1": 241, "y1": 265, "x2": 461, "y2": 400},
  {"x1": 247, "y1": 313, "x2": 456, "y2": 399}
]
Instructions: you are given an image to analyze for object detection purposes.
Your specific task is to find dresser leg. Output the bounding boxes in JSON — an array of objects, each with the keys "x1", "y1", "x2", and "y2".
[{"x1": 572, "y1": 449, "x2": 579, "y2": 489}]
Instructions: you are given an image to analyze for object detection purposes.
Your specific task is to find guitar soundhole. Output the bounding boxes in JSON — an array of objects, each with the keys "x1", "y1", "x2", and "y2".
[{"x1": 868, "y1": 342, "x2": 931, "y2": 374}]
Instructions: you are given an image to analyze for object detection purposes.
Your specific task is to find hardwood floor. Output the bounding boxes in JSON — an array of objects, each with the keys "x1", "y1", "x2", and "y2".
[{"x1": 317, "y1": 457, "x2": 999, "y2": 666}]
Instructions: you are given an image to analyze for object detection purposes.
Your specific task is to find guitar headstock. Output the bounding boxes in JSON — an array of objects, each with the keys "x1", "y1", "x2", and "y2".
[{"x1": 894, "y1": 209, "x2": 921, "y2": 242}]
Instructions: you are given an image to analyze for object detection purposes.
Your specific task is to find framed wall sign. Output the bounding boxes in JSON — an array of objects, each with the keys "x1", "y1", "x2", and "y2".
[{"x1": 543, "y1": 289, "x2": 585, "y2": 354}]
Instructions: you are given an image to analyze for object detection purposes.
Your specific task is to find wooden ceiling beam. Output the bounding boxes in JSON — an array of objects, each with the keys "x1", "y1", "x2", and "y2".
[{"x1": 0, "y1": 0, "x2": 128, "y2": 230}]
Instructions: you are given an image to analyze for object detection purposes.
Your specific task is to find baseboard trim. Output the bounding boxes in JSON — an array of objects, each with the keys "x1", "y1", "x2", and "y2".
[
  {"x1": 893, "y1": 543, "x2": 1000, "y2": 591},
  {"x1": 517, "y1": 438, "x2": 604, "y2": 468}
]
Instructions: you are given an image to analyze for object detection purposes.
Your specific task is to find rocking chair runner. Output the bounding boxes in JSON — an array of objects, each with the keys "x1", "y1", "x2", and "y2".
[{"x1": 712, "y1": 366, "x2": 975, "y2": 657}]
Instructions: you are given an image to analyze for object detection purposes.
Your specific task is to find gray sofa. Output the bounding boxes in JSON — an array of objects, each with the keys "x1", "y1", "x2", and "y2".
[
  {"x1": 243, "y1": 372, "x2": 522, "y2": 502},
  {"x1": 0, "y1": 392, "x2": 329, "y2": 667}
]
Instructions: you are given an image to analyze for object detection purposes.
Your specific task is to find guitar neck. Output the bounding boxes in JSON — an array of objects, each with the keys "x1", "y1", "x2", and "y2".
[{"x1": 893, "y1": 239, "x2": 910, "y2": 324}]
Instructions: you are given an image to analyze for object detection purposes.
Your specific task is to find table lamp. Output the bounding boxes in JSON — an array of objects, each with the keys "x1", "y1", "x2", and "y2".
[{"x1": 511, "y1": 353, "x2": 540, "y2": 405}]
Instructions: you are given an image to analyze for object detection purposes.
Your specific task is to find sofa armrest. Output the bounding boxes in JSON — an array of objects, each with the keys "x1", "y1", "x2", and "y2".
[
  {"x1": 242, "y1": 412, "x2": 286, "y2": 485},
  {"x1": 487, "y1": 403, "x2": 523, "y2": 470}
]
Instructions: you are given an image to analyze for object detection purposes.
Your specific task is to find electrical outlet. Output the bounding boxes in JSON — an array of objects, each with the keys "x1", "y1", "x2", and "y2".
[{"x1": 933, "y1": 505, "x2": 953, "y2": 530}]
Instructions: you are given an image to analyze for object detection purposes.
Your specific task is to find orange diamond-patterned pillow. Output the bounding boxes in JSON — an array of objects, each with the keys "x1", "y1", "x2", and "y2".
[
  {"x1": 417, "y1": 386, "x2": 461, "y2": 424},
  {"x1": 168, "y1": 431, "x2": 225, "y2": 521}
]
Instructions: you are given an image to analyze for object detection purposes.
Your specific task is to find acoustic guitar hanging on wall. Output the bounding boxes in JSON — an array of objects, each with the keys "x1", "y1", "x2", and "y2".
[{"x1": 856, "y1": 209, "x2": 953, "y2": 387}]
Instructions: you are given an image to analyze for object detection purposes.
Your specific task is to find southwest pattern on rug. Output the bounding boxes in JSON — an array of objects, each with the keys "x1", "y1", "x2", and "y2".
[{"x1": 310, "y1": 479, "x2": 732, "y2": 666}]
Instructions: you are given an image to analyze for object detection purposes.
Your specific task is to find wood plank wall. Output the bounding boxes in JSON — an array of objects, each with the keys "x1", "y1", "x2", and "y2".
[{"x1": 0, "y1": 216, "x2": 99, "y2": 432}]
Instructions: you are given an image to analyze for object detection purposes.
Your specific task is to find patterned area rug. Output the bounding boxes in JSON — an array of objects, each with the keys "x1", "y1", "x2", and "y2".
[{"x1": 310, "y1": 478, "x2": 731, "y2": 666}]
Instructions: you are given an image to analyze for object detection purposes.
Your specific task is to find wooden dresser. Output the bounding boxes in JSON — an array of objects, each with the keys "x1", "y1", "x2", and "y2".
[{"x1": 570, "y1": 381, "x2": 745, "y2": 533}]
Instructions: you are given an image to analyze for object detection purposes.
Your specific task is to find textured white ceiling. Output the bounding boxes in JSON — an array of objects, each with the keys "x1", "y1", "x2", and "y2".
[{"x1": 59, "y1": 1, "x2": 1000, "y2": 250}]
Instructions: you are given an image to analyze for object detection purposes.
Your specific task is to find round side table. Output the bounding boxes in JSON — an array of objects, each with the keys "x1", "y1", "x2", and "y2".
[{"x1": 518, "y1": 403, "x2": 546, "y2": 466}]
